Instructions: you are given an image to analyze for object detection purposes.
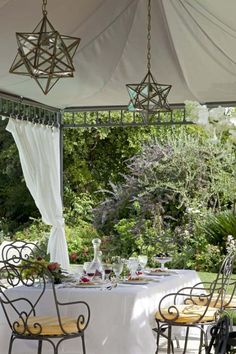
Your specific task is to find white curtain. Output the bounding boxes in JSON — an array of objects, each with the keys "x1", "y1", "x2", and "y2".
[{"x1": 6, "y1": 118, "x2": 69, "y2": 270}]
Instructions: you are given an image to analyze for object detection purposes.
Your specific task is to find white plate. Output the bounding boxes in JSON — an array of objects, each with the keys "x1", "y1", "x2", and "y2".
[
  {"x1": 144, "y1": 270, "x2": 171, "y2": 276},
  {"x1": 74, "y1": 283, "x2": 107, "y2": 288},
  {"x1": 119, "y1": 280, "x2": 149, "y2": 285},
  {"x1": 58, "y1": 282, "x2": 111, "y2": 289}
]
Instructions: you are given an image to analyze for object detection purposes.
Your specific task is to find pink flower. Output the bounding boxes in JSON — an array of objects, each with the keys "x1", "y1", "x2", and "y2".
[
  {"x1": 47, "y1": 262, "x2": 60, "y2": 272},
  {"x1": 80, "y1": 276, "x2": 90, "y2": 283},
  {"x1": 69, "y1": 252, "x2": 78, "y2": 262}
]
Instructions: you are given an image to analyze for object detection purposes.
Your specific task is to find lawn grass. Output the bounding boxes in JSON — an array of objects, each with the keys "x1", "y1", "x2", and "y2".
[
  {"x1": 197, "y1": 271, "x2": 236, "y2": 294},
  {"x1": 197, "y1": 272, "x2": 216, "y2": 284}
]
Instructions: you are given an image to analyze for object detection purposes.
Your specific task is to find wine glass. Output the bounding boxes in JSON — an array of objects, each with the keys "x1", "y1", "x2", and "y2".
[
  {"x1": 112, "y1": 259, "x2": 124, "y2": 281},
  {"x1": 70, "y1": 264, "x2": 83, "y2": 281},
  {"x1": 155, "y1": 255, "x2": 172, "y2": 270},
  {"x1": 103, "y1": 263, "x2": 113, "y2": 281},
  {"x1": 127, "y1": 257, "x2": 139, "y2": 279},
  {"x1": 86, "y1": 263, "x2": 96, "y2": 281},
  {"x1": 138, "y1": 255, "x2": 148, "y2": 273},
  {"x1": 83, "y1": 261, "x2": 91, "y2": 274}
]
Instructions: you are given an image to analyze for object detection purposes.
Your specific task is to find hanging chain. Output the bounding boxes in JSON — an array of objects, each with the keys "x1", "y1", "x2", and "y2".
[
  {"x1": 42, "y1": 0, "x2": 47, "y2": 15},
  {"x1": 147, "y1": 0, "x2": 151, "y2": 72}
]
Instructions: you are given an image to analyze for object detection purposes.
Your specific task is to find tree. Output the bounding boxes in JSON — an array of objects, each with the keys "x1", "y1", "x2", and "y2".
[
  {"x1": 0, "y1": 119, "x2": 39, "y2": 234},
  {"x1": 93, "y1": 128, "x2": 236, "y2": 268}
]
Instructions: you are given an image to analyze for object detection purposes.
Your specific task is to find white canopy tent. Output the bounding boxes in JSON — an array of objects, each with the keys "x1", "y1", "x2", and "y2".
[
  {"x1": 2, "y1": 0, "x2": 236, "y2": 269},
  {"x1": 0, "y1": 0, "x2": 236, "y2": 108}
]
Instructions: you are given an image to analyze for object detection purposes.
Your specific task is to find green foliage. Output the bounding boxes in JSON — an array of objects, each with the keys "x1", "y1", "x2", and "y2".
[
  {"x1": 94, "y1": 128, "x2": 236, "y2": 271},
  {"x1": 201, "y1": 211, "x2": 236, "y2": 247},
  {"x1": 13, "y1": 216, "x2": 99, "y2": 265},
  {"x1": 66, "y1": 221, "x2": 99, "y2": 264},
  {"x1": 64, "y1": 190, "x2": 95, "y2": 225},
  {"x1": 13, "y1": 218, "x2": 50, "y2": 256},
  {"x1": 0, "y1": 119, "x2": 39, "y2": 235},
  {"x1": 63, "y1": 122, "x2": 165, "y2": 199},
  {"x1": 194, "y1": 244, "x2": 222, "y2": 272}
]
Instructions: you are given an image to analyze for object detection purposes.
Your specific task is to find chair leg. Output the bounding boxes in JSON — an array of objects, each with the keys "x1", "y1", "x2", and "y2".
[
  {"x1": 167, "y1": 325, "x2": 172, "y2": 354},
  {"x1": 38, "y1": 340, "x2": 43, "y2": 354},
  {"x1": 155, "y1": 329, "x2": 160, "y2": 354},
  {"x1": 203, "y1": 325, "x2": 208, "y2": 354},
  {"x1": 8, "y1": 335, "x2": 15, "y2": 354},
  {"x1": 183, "y1": 326, "x2": 189, "y2": 354},
  {"x1": 198, "y1": 325, "x2": 205, "y2": 354},
  {"x1": 154, "y1": 322, "x2": 161, "y2": 354},
  {"x1": 154, "y1": 322, "x2": 175, "y2": 354},
  {"x1": 81, "y1": 334, "x2": 86, "y2": 354}
]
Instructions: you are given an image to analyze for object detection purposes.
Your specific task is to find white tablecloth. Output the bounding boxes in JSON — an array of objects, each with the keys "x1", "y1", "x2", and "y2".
[{"x1": 0, "y1": 270, "x2": 200, "y2": 354}]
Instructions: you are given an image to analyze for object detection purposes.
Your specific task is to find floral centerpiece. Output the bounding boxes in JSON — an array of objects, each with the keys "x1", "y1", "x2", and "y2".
[{"x1": 22, "y1": 257, "x2": 63, "y2": 284}]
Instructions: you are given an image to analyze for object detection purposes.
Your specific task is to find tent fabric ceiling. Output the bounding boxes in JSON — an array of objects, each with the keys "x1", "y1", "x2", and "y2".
[{"x1": 0, "y1": 0, "x2": 236, "y2": 109}]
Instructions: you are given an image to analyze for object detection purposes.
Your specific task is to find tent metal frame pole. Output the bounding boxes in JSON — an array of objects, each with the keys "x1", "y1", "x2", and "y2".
[{"x1": 58, "y1": 110, "x2": 64, "y2": 203}]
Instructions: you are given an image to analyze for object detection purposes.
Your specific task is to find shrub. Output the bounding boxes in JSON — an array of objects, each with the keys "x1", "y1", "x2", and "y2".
[
  {"x1": 93, "y1": 129, "x2": 236, "y2": 271},
  {"x1": 201, "y1": 211, "x2": 236, "y2": 249}
]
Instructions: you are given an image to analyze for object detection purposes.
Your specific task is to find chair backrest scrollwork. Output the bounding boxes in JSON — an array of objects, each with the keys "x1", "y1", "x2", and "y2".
[
  {"x1": 158, "y1": 251, "x2": 236, "y2": 324},
  {"x1": 0, "y1": 258, "x2": 90, "y2": 336},
  {"x1": 207, "y1": 250, "x2": 236, "y2": 309},
  {"x1": 1, "y1": 240, "x2": 42, "y2": 265}
]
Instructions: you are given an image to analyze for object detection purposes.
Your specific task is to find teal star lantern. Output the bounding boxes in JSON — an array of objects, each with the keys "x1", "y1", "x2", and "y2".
[
  {"x1": 126, "y1": 70, "x2": 171, "y2": 113},
  {"x1": 126, "y1": 0, "x2": 171, "y2": 114}
]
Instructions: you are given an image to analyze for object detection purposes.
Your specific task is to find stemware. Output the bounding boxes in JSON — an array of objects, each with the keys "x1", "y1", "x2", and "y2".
[
  {"x1": 112, "y1": 258, "x2": 124, "y2": 281},
  {"x1": 138, "y1": 255, "x2": 148, "y2": 272},
  {"x1": 83, "y1": 261, "x2": 91, "y2": 274},
  {"x1": 127, "y1": 257, "x2": 139, "y2": 279},
  {"x1": 103, "y1": 264, "x2": 113, "y2": 281},
  {"x1": 86, "y1": 262, "x2": 96, "y2": 281},
  {"x1": 70, "y1": 264, "x2": 84, "y2": 281},
  {"x1": 155, "y1": 255, "x2": 172, "y2": 270}
]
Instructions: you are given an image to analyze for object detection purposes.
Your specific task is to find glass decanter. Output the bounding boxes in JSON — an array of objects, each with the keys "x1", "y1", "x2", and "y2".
[{"x1": 89, "y1": 238, "x2": 104, "y2": 280}]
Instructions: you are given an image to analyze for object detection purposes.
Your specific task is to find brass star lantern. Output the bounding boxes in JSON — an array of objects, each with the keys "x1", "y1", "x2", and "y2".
[
  {"x1": 126, "y1": 0, "x2": 171, "y2": 114},
  {"x1": 9, "y1": 0, "x2": 80, "y2": 94}
]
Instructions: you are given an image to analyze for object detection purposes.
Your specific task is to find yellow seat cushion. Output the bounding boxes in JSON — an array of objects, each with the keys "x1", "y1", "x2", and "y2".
[
  {"x1": 155, "y1": 305, "x2": 218, "y2": 324},
  {"x1": 15, "y1": 316, "x2": 84, "y2": 336},
  {"x1": 223, "y1": 295, "x2": 236, "y2": 308}
]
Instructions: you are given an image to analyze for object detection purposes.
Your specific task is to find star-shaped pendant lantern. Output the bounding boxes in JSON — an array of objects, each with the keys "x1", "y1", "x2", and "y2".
[
  {"x1": 9, "y1": 0, "x2": 80, "y2": 95},
  {"x1": 126, "y1": 70, "x2": 171, "y2": 113},
  {"x1": 126, "y1": 0, "x2": 171, "y2": 114}
]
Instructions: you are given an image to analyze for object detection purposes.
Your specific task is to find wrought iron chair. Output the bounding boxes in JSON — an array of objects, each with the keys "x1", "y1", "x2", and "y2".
[
  {"x1": 0, "y1": 257, "x2": 90, "y2": 354},
  {"x1": 154, "y1": 251, "x2": 235, "y2": 354},
  {"x1": 206, "y1": 315, "x2": 230, "y2": 354}
]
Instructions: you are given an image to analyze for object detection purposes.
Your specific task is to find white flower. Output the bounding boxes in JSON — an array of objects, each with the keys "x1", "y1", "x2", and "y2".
[
  {"x1": 208, "y1": 106, "x2": 225, "y2": 123},
  {"x1": 226, "y1": 235, "x2": 236, "y2": 254},
  {"x1": 228, "y1": 129, "x2": 236, "y2": 144},
  {"x1": 229, "y1": 117, "x2": 236, "y2": 126},
  {"x1": 197, "y1": 106, "x2": 209, "y2": 126},
  {"x1": 184, "y1": 100, "x2": 203, "y2": 123}
]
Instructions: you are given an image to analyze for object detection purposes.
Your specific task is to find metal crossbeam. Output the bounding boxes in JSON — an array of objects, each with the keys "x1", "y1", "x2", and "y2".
[
  {"x1": 0, "y1": 92, "x2": 60, "y2": 126},
  {"x1": 63, "y1": 106, "x2": 193, "y2": 128},
  {"x1": 2, "y1": 90, "x2": 236, "y2": 129}
]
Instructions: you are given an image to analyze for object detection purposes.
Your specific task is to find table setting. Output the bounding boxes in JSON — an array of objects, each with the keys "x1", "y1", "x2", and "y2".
[
  {"x1": 60, "y1": 253, "x2": 171, "y2": 290},
  {"x1": 62, "y1": 244, "x2": 179, "y2": 291},
  {"x1": 0, "y1": 238, "x2": 201, "y2": 354}
]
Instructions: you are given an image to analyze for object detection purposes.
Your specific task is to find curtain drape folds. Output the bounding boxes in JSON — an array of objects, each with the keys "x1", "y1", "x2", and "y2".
[{"x1": 6, "y1": 118, "x2": 69, "y2": 270}]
